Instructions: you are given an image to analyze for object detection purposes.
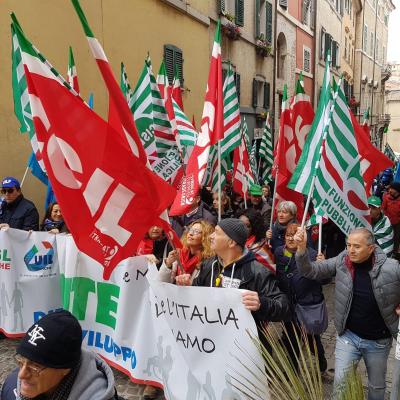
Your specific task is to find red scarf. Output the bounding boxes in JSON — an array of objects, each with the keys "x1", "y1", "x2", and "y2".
[
  {"x1": 136, "y1": 238, "x2": 154, "y2": 255},
  {"x1": 176, "y1": 247, "x2": 200, "y2": 276}
]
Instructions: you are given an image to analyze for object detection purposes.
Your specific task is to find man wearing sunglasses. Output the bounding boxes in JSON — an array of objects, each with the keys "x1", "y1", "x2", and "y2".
[
  {"x1": 1, "y1": 310, "x2": 121, "y2": 400},
  {"x1": 0, "y1": 177, "x2": 39, "y2": 231}
]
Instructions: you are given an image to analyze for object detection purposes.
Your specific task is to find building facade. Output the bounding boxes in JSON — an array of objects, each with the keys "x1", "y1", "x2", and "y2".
[
  {"x1": 341, "y1": 0, "x2": 363, "y2": 100},
  {"x1": 353, "y1": 0, "x2": 395, "y2": 149}
]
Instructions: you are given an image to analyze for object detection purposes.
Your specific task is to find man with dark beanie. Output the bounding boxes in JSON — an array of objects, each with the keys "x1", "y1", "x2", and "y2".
[
  {"x1": 1, "y1": 310, "x2": 119, "y2": 400},
  {"x1": 176, "y1": 218, "x2": 290, "y2": 334},
  {"x1": 294, "y1": 227, "x2": 400, "y2": 400}
]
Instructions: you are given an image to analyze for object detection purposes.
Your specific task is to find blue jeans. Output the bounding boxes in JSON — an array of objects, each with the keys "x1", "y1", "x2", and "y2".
[{"x1": 334, "y1": 330, "x2": 392, "y2": 400}]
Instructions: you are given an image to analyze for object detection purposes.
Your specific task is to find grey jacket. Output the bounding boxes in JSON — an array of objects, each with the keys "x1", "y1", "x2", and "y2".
[
  {"x1": 295, "y1": 246, "x2": 400, "y2": 338},
  {"x1": 11, "y1": 349, "x2": 117, "y2": 400}
]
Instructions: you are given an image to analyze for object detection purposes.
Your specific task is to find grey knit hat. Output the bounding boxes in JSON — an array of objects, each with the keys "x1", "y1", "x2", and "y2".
[{"x1": 218, "y1": 218, "x2": 248, "y2": 248}]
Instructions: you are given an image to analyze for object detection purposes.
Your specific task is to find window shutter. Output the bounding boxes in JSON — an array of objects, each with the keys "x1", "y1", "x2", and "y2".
[
  {"x1": 324, "y1": 33, "x2": 331, "y2": 61},
  {"x1": 255, "y1": 0, "x2": 260, "y2": 38},
  {"x1": 320, "y1": 28, "x2": 326, "y2": 59},
  {"x1": 164, "y1": 45, "x2": 183, "y2": 86},
  {"x1": 263, "y1": 82, "x2": 270, "y2": 109},
  {"x1": 335, "y1": 42, "x2": 340, "y2": 68},
  {"x1": 252, "y1": 78, "x2": 258, "y2": 108},
  {"x1": 164, "y1": 45, "x2": 175, "y2": 85},
  {"x1": 332, "y1": 40, "x2": 337, "y2": 66},
  {"x1": 218, "y1": 0, "x2": 226, "y2": 14},
  {"x1": 310, "y1": 0, "x2": 315, "y2": 29},
  {"x1": 344, "y1": 80, "x2": 349, "y2": 100},
  {"x1": 279, "y1": 0, "x2": 288, "y2": 9},
  {"x1": 235, "y1": 0, "x2": 244, "y2": 27},
  {"x1": 235, "y1": 72, "x2": 241, "y2": 104},
  {"x1": 266, "y1": 2, "x2": 273, "y2": 43}
]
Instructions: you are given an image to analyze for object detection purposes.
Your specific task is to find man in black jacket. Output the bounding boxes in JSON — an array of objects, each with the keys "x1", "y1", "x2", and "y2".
[
  {"x1": 0, "y1": 177, "x2": 39, "y2": 231},
  {"x1": 176, "y1": 218, "x2": 290, "y2": 328}
]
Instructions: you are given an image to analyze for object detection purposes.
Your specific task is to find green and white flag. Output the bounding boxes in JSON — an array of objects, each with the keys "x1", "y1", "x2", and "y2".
[
  {"x1": 172, "y1": 98, "x2": 197, "y2": 162},
  {"x1": 11, "y1": 23, "x2": 47, "y2": 177},
  {"x1": 250, "y1": 139, "x2": 258, "y2": 180},
  {"x1": 288, "y1": 56, "x2": 332, "y2": 194},
  {"x1": 259, "y1": 115, "x2": 273, "y2": 183},
  {"x1": 203, "y1": 65, "x2": 241, "y2": 191},
  {"x1": 384, "y1": 143, "x2": 398, "y2": 163},
  {"x1": 311, "y1": 81, "x2": 370, "y2": 234},
  {"x1": 148, "y1": 60, "x2": 177, "y2": 157},
  {"x1": 243, "y1": 117, "x2": 257, "y2": 179},
  {"x1": 373, "y1": 214, "x2": 394, "y2": 255},
  {"x1": 122, "y1": 59, "x2": 158, "y2": 163}
]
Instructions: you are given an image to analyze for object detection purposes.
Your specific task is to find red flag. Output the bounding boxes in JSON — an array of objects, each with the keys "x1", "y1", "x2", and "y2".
[
  {"x1": 351, "y1": 112, "x2": 393, "y2": 194},
  {"x1": 25, "y1": 63, "x2": 176, "y2": 280},
  {"x1": 172, "y1": 70, "x2": 184, "y2": 111},
  {"x1": 169, "y1": 21, "x2": 223, "y2": 216},
  {"x1": 273, "y1": 85, "x2": 305, "y2": 221},
  {"x1": 233, "y1": 130, "x2": 255, "y2": 196}
]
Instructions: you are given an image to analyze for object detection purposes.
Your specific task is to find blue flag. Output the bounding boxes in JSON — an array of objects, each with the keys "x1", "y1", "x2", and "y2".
[{"x1": 28, "y1": 152, "x2": 48, "y2": 185}]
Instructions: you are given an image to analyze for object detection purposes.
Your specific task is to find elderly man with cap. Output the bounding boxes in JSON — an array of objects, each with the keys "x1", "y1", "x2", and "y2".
[
  {"x1": 0, "y1": 177, "x2": 39, "y2": 231},
  {"x1": 1, "y1": 310, "x2": 120, "y2": 400},
  {"x1": 368, "y1": 195, "x2": 394, "y2": 256},
  {"x1": 382, "y1": 181, "x2": 400, "y2": 260},
  {"x1": 176, "y1": 218, "x2": 290, "y2": 337}
]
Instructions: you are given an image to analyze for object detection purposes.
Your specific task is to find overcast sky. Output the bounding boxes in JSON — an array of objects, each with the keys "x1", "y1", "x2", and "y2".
[{"x1": 388, "y1": 0, "x2": 400, "y2": 62}]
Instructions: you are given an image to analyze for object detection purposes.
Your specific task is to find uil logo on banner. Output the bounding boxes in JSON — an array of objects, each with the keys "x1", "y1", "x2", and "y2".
[
  {"x1": 28, "y1": 325, "x2": 46, "y2": 346},
  {"x1": 24, "y1": 241, "x2": 54, "y2": 272}
]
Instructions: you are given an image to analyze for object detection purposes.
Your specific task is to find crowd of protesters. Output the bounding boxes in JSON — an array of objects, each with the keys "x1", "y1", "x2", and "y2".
[{"x1": 1, "y1": 171, "x2": 400, "y2": 400}]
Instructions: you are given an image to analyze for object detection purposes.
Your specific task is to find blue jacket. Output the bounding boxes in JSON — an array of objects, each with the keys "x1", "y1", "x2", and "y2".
[
  {"x1": 275, "y1": 246, "x2": 325, "y2": 312},
  {"x1": 0, "y1": 195, "x2": 39, "y2": 231}
]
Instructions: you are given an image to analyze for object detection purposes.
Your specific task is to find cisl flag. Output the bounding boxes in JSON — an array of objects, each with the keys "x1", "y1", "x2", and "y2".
[
  {"x1": 12, "y1": 17, "x2": 176, "y2": 280},
  {"x1": 169, "y1": 20, "x2": 224, "y2": 215}
]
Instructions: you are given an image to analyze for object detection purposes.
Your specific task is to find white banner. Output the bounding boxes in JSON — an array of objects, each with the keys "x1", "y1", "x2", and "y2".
[{"x1": 0, "y1": 229, "x2": 268, "y2": 399}]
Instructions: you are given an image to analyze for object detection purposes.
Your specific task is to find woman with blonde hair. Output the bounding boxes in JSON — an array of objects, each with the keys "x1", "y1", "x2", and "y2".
[{"x1": 159, "y1": 220, "x2": 214, "y2": 283}]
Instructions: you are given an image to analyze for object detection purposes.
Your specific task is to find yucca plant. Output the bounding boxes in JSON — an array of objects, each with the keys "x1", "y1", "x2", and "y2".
[{"x1": 230, "y1": 322, "x2": 365, "y2": 400}]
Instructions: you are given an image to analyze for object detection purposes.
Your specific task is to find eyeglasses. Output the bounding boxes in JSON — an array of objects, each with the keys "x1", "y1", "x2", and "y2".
[
  {"x1": 188, "y1": 228, "x2": 202, "y2": 236},
  {"x1": 1, "y1": 188, "x2": 15, "y2": 194},
  {"x1": 15, "y1": 354, "x2": 47, "y2": 376}
]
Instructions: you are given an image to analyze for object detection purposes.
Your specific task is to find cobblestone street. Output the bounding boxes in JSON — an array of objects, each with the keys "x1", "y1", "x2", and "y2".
[{"x1": 0, "y1": 282, "x2": 397, "y2": 399}]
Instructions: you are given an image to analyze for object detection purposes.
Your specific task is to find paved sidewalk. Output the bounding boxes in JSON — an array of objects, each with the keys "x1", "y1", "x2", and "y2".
[{"x1": 0, "y1": 282, "x2": 397, "y2": 399}]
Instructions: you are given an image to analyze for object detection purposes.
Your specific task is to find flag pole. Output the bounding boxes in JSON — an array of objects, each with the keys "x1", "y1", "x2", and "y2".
[
  {"x1": 166, "y1": 235, "x2": 184, "y2": 275},
  {"x1": 217, "y1": 140, "x2": 222, "y2": 222},
  {"x1": 269, "y1": 169, "x2": 278, "y2": 232},
  {"x1": 301, "y1": 75, "x2": 343, "y2": 228},
  {"x1": 20, "y1": 166, "x2": 30, "y2": 188},
  {"x1": 318, "y1": 219, "x2": 323, "y2": 254}
]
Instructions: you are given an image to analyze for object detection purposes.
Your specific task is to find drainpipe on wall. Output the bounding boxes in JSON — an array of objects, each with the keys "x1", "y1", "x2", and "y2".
[
  {"x1": 312, "y1": 0, "x2": 318, "y2": 108},
  {"x1": 358, "y1": 0, "x2": 366, "y2": 124},
  {"x1": 370, "y1": 1, "x2": 378, "y2": 145},
  {"x1": 272, "y1": 0, "x2": 278, "y2": 145}
]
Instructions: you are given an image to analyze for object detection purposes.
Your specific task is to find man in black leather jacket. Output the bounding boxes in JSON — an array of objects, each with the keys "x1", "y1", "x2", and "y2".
[{"x1": 176, "y1": 218, "x2": 290, "y2": 327}]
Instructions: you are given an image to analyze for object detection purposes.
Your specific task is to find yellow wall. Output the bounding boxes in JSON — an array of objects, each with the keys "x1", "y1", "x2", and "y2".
[{"x1": 0, "y1": 0, "x2": 211, "y2": 213}]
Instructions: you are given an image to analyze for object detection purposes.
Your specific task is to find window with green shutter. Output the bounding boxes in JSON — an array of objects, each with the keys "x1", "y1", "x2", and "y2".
[
  {"x1": 235, "y1": 72, "x2": 241, "y2": 104},
  {"x1": 263, "y1": 82, "x2": 270, "y2": 109},
  {"x1": 218, "y1": 0, "x2": 226, "y2": 14},
  {"x1": 266, "y1": 2, "x2": 273, "y2": 43},
  {"x1": 252, "y1": 78, "x2": 258, "y2": 108},
  {"x1": 255, "y1": 0, "x2": 260, "y2": 37},
  {"x1": 164, "y1": 44, "x2": 183, "y2": 86},
  {"x1": 235, "y1": 0, "x2": 244, "y2": 26}
]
